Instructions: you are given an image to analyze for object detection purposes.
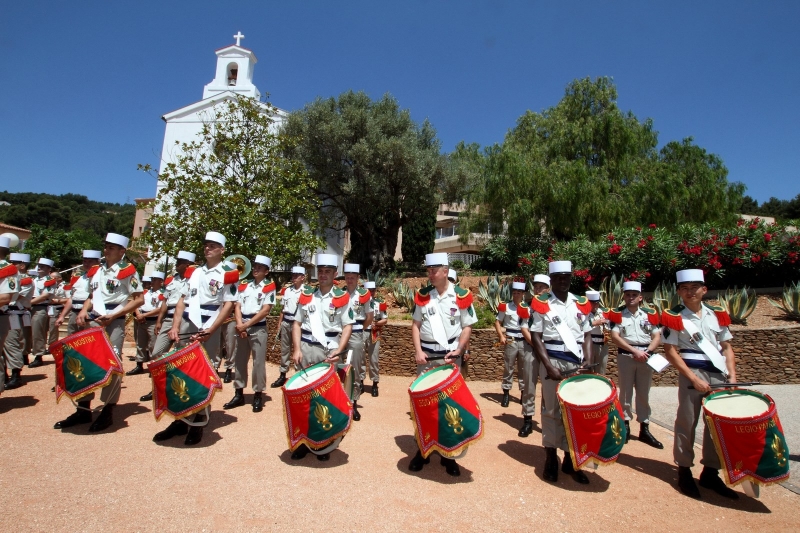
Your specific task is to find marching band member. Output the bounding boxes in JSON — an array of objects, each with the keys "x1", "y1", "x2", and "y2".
[
  {"x1": 46, "y1": 273, "x2": 67, "y2": 347},
  {"x1": 517, "y1": 274, "x2": 550, "y2": 438},
  {"x1": 409, "y1": 253, "x2": 476, "y2": 476},
  {"x1": 0, "y1": 236, "x2": 20, "y2": 393},
  {"x1": 127, "y1": 273, "x2": 164, "y2": 375},
  {"x1": 494, "y1": 280, "x2": 528, "y2": 408},
  {"x1": 220, "y1": 261, "x2": 240, "y2": 382},
  {"x1": 156, "y1": 232, "x2": 238, "y2": 445},
  {"x1": 343, "y1": 263, "x2": 373, "y2": 421},
  {"x1": 3, "y1": 253, "x2": 33, "y2": 390},
  {"x1": 661, "y1": 269, "x2": 739, "y2": 500},
  {"x1": 28, "y1": 257, "x2": 57, "y2": 368},
  {"x1": 271, "y1": 266, "x2": 306, "y2": 388},
  {"x1": 55, "y1": 233, "x2": 143, "y2": 432},
  {"x1": 291, "y1": 253, "x2": 354, "y2": 461},
  {"x1": 224, "y1": 255, "x2": 275, "y2": 413},
  {"x1": 363, "y1": 281, "x2": 387, "y2": 397},
  {"x1": 585, "y1": 290, "x2": 609, "y2": 375},
  {"x1": 55, "y1": 250, "x2": 101, "y2": 335},
  {"x1": 608, "y1": 281, "x2": 662, "y2": 448},
  {"x1": 530, "y1": 261, "x2": 593, "y2": 484}
]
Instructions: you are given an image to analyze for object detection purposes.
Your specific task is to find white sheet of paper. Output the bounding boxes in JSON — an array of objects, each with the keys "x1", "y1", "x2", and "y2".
[{"x1": 647, "y1": 353, "x2": 670, "y2": 373}]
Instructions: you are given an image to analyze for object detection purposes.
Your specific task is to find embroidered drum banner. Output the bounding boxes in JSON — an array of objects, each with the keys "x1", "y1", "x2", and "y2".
[
  {"x1": 51, "y1": 327, "x2": 124, "y2": 402},
  {"x1": 148, "y1": 342, "x2": 222, "y2": 420}
]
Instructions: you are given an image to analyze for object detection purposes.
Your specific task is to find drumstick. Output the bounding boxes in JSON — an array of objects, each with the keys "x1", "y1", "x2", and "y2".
[
  {"x1": 688, "y1": 382, "x2": 760, "y2": 389},
  {"x1": 425, "y1": 354, "x2": 461, "y2": 361},
  {"x1": 544, "y1": 363, "x2": 599, "y2": 380}
]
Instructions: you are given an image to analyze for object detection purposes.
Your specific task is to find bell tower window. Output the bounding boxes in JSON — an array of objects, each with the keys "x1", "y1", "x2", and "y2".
[{"x1": 227, "y1": 63, "x2": 238, "y2": 86}]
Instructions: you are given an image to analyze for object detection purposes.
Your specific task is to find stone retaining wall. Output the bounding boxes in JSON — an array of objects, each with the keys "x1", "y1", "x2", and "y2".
[{"x1": 264, "y1": 317, "x2": 800, "y2": 386}]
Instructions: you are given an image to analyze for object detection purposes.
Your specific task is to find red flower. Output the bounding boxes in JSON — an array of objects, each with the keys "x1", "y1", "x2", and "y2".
[
  {"x1": 647, "y1": 235, "x2": 654, "y2": 241},
  {"x1": 741, "y1": 243, "x2": 749, "y2": 249},
  {"x1": 751, "y1": 255, "x2": 761, "y2": 263},
  {"x1": 727, "y1": 237, "x2": 738, "y2": 246},
  {"x1": 644, "y1": 272, "x2": 651, "y2": 278},
  {"x1": 637, "y1": 239, "x2": 646, "y2": 248},
  {"x1": 764, "y1": 233, "x2": 773, "y2": 242},
  {"x1": 608, "y1": 244, "x2": 622, "y2": 255},
  {"x1": 636, "y1": 227, "x2": 642, "y2": 231},
  {"x1": 749, "y1": 224, "x2": 758, "y2": 230},
  {"x1": 762, "y1": 251, "x2": 770, "y2": 257},
  {"x1": 607, "y1": 233, "x2": 615, "y2": 241},
  {"x1": 737, "y1": 218, "x2": 745, "y2": 227},
  {"x1": 649, "y1": 223, "x2": 657, "y2": 229},
  {"x1": 732, "y1": 257, "x2": 743, "y2": 265}
]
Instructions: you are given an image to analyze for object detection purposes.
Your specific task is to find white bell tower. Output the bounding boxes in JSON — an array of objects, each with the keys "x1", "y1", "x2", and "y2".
[{"x1": 203, "y1": 31, "x2": 260, "y2": 99}]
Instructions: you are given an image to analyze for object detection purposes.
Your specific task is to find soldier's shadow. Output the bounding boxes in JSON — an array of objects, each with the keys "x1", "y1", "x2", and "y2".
[
  {"x1": 480, "y1": 392, "x2": 508, "y2": 405},
  {"x1": 0, "y1": 395, "x2": 39, "y2": 414},
  {"x1": 393, "y1": 435, "x2": 474, "y2": 483},
  {"x1": 278, "y1": 447, "x2": 350, "y2": 468},
  {"x1": 498, "y1": 440, "x2": 611, "y2": 493},
  {"x1": 493, "y1": 413, "x2": 541, "y2": 434},
  {"x1": 152, "y1": 411, "x2": 237, "y2": 448},
  {"x1": 616, "y1": 454, "x2": 771, "y2": 513}
]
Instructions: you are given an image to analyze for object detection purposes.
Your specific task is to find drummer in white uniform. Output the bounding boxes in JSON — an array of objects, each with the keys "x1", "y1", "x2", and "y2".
[
  {"x1": 609, "y1": 281, "x2": 663, "y2": 449},
  {"x1": 661, "y1": 269, "x2": 738, "y2": 500},
  {"x1": 530, "y1": 261, "x2": 593, "y2": 484},
  {"x1": 343, "y1": 263, "x2": 373, "y2": 421},
  {"x1": 291, "y1": 253, "x2": 354, "y2": 461},
  {"x1": 3, "y1": 253, "x2": 33, "y2": 390},
  {"x1": 518, "y1": 274, "x2": 550, "y2": 438},
  {"x1": 55, "y1": 250, "x2": 101, "y2": 336},
  {"x1": 494, "y1": 280, "x2": 529, "y2": 409},
  {"x1": 409, "y1": 252, "x2": 477, "y2": 477}
]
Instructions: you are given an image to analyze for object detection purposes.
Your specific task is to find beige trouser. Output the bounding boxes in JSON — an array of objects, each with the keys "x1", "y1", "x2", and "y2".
[
  {"x1": 67, "y1": 311, "x2": 87, "y2": 336},
  {"x1": 177, "y1": 318, "x2": 223, "y2": 367},
  {"x1": 222, "y1": 320, "x2": 237, "y2": 370},
  {"x1": 83, "y1": 318, "x2": 126, "y2": 404},
  {"x1": 502, "y1": 338, "x2": 525, "y2": 391},
  {"x1": 0, "y1": 316, "x2": 9, "y2": 393},
  {"x1": 299, "y1": 340, "x2": 339, "y2": 367},
  {"x1": 48, "y1": 308, "x2": 63, "y2": 346},
  {"x1": 31, "y1": 307, "x2": 49, "y2": 357},
  {"x1": 151, "y1": 317, "x2": 174, "y2": 359},
  {"x1": 364, "y1": 330, "x2": 380, "y2": 382},
  {"x1": 4, "y1": 327, "x2": 26, "y2": 370},
  {"x1": 540, "y1": 357, "x2": 581, "y2": 451},
  {"x1": 520, "y1": 343, "x2": 539, "y2": 417},
  {"x1": 278, "y1": 319, "x2": 294, "y2": 374},
  {"x1": 416, "y1": 348, "x2": 461, "y2": 376},
  {"x1": 674, "y1": 367, "x2": 725, "y2": 469},
  {"x1": 617, "y1": 351, "x2": 653, "y2": 423},
  {"x1": 134, "y1": 320, "x2": 158, "y2": 362},
  {"x1": 593, "y1": 343, "x2": 609, "y2": 375},
  {"x1": 234, "y1": 325, "x2": 268, "y2": 392},
  {"x1": 347, "y1": 329, "x2": 366, "y2": 401}
]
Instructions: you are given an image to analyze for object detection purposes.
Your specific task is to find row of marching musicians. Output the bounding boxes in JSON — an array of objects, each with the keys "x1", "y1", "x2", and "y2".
[{"x1": 0, "y1": 233, "x2": 789, "y2": 498}]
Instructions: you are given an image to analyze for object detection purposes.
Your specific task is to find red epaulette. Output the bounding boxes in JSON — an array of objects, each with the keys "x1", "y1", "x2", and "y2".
[
  {"x1": 642, "y1": 306, "x2": 660, "y2": 326},
  {"x1": 517, "y1": 302, "x2": 531, "y2": 320},
  {"x1": 331, "y1": 288, "x2": 349, "y2": 308},
  {"x1": 660, "y1": 305, "x2": 685, "y2": 331},
  {"x1": 497, "y1": 302, "x2": 508, "y2": 313},
  {"x1": 164, "y1": 276, "x2": 174, "y2": 286},
  {"x1": 116, "y1": 263, "x2": 136, "y2": 280},
  {"x1": 379, "y1": 302, "x2": 388, "y2": 312},
  {"x1": 606, "y1": 306, "x2": 624, "y2": 325},
  {"x1": 414, "y1": 285, "x2": 434, "y2": 307},
  {"x1": 223, "y1": 270, "x2": 240, "y2": 285},
  {"x1": 453, "y1": 285, "x2": 473, "y2": 309},
  {"x1": 86, "y1": 265, "x2": 100, "y2": 278},
  {"x1": 279, "y1": 286, "x2": 287, "y2": 296},
  {"x1": 158, "y1": 293, "x2": 166, "y2": 301},
  {"x1": 704, "y1": 303, "x2": 731, "y2": 327},
  {"x1": 238, "y1": 282, "x2": 249, "y2": 292},
  {"x1": 575, "y1": 296, "x2": 592, "y2": 315},
  {"x1": 531, "y1": 293, "x2": 551, "y2": 315},
  {"x1": 20, "y1": 276, "x2": 34, "y2": 286},
  {"x1": 262, "y1": 280, "x2": 276, "y2": 293},
  {"x1": 0, "y1": 263, "x2": 16, "y2": 279},
  {"x1": 43, "y1": 277, "x2": 58, "y2": 287},
  {"x1": 298, "y1": 285, "x2": 314, "y2": 305},
  {"x1": 357, "y1": 288, "x2": 370, "y2": 304},
  {"x1": 184, "y1": 266, "x2": 197, "y2": 279}
]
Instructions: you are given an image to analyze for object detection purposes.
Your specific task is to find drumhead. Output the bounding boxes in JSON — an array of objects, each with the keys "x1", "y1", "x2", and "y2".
[
  {"x1": 285, "y1": 363, "x2": 329, "y2": 390},
  {"x1": 410, "y1": 365, "x2": 454, "y2": 392},
  {"x1": 558, "y1": 375, "x2": 613, "y2": 406},
  {"x1": 704, "y1": 390, "x2": 770, "y2": 418}
]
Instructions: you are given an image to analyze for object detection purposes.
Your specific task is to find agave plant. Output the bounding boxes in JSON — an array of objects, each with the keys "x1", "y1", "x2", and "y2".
[
  {"x1": 599, "y1": 274, "x2": 624, "y2": 310},
  {"x1": 650, "y1": 281, "x2": 681, "y2": 315},
  {"x1": 718, "y1": 286, "x2": 758, "y2": 325},
  {"x1": 477, "y1": 275, "x2": 512, "y2": 314},
  {"x1": 391, "y1": 281, "x2": 417, "y2": 313},
  {"x1": 768, "y1": 281, "x2": 800, "y2": 321}
]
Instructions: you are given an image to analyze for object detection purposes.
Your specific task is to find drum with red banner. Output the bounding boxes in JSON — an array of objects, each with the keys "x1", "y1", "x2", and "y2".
[
  {"x1": 557, "y1": 374, "x2": 627, "y2": 470},
  {"x1": 703, "y1": 389, "x2": 790, "y2": 498},
  {"x1": 282, "y1": 362, "x2": 353, "y2": 455},
  {"x1": 50, "y1": 327, "x2": 124, "y2": 403},
  {"x1": 409, "y1": 364, "x2": 483, "y2": 459},
  {"x1": 148, "y1": 342, "x2": 223, "y2": 420}
]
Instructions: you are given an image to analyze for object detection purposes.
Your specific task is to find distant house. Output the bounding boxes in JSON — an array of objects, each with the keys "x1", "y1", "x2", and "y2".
[{"x1": 0, "y1": 201, "x2": 10, "y2": 207}]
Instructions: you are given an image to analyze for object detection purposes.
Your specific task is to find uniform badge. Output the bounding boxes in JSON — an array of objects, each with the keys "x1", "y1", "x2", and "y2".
[
  {"x1": 450, "y1": 308, "x2": 457, "y2": 325},
  {"x1": 308, "y1": 304, "x2": 316, "y2": 313},
  {"x1": 257, "y1": 293, "x2": 264, "y2": 303},
  {"x1": 131, "y1": 278, "x2": 139, "y2": 289},
  {"x1": 691, "y1": 332, "x2": 703, "y2": 344},
  {"x1": 106, "y1": 279, "x2": 119, "y2": 292},
  {"x1": 328, "y1": 302, "x2": 336, "y2": 322},
  {"x1": 552, "y1": 316, "x2": 562, "y2": 326},
  {"x1": 8, "y1": 279, "x2": 15, "y2": 290},
  {"x1": 91, "y1": 282, "x2": 99, "y2": 291},
  {"x1": 577, "y1": 312, "x2": 585, "y2": 322},
  {"x1": 191, "y1": 288, "x2": 198, "y2": 297},
  {"x1": 208, "y1": 280, "x2": 220, "y2": 296}
]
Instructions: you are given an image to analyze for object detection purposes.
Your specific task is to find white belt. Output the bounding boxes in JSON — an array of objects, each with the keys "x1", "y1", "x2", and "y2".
[
  {"x1": 420, "y1": 339, "x2": 456, "y2": 352},
  {"x1": 544, "y1": 342, "x2": 569, "y2": 352}
]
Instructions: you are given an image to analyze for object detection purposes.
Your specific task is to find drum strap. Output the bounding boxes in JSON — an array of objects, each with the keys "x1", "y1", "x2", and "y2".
[
  {"x1": 90, "y1": 269, "x2": 107, "y2": 317},
  {"x1": 423, "y1": 298, "x2": 457, "y2": 351},
  {"x1": 681, "y1": 319, "x2": 728, "y2": 376},
  {"x1": 545, "y1": 307, "x2": 583, "y2": 361}
]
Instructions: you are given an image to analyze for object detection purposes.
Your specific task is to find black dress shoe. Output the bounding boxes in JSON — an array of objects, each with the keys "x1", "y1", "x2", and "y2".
[
  {"x1": 88, "y1": 404, "x2": 114, "y2": 432},
  {"x1": 4, "y1": 369, "x2": 23, "y2": 389},
  {"x1": 291, "y1": 444, "x2": 310, "y2": 460},
  {"x1": 126, "y1": 363, "x2": 146, "y2": 376},
  {"x1": 518, "y1": 416, "x2": 533, "y2": 438},
  {"x1": 28, "y1": 357, "x2": 43, "y2": 368},
  {"x1": 352, "y1": 406, "x2": 361, "y2": 421},
  {"x1": 408, "y1": 451, "x2": 430, "y2": 472},
  {"x1": 153, "y1": 420, "x2": 189, "y2": 441},
  {"x1": 440, "y1": 457, "x2": 461, "y2": 477},
  {"x1": 561, "y1": 452, "x2": 589, "y2": 484},
  {"x1": 624, "y1": 420, "x2": 631, "y2": 444},
  {"x1": 699, "y1": 467, "x2": 739, "y2": 499},
  {"x1": 223, "y1": 368, "x2": 233, "y2": 383},
  {"x1": 184, "y1": 414, "x2": 205, "y2": 445},
  {"x1": 543, "y1": 447, "x2": 559, "y2": 482},
  {"x1": 140, "y1": 392, "x2": 153, "y2": 402},
  {"x1": 316, "y1": 452, "x2": 330, "y2": 461},
  {"x1": 501, "y1": 390, "x2": 510, "y2": 408},
  {"x1": 678, "y1": 466, "x2": 701, "y2": 499},
  {"x1": 270, "y1": 373, "x2": 287, "y2": 388},
  {"x1": 252, "y1": 392, "x2": 264, "y2": 412},
  {"x1": 371, "y1": 382, "x2": 379, "y2": 397},
  {"x1": 223, "y1": 389, "x2": 245, "y2": 409},
  {"x1": 639, "y1": 423, "x2": 664, "y2": 449},
  {"x1": 54, "y1": 402, "x2": 92, "y2": 429}
]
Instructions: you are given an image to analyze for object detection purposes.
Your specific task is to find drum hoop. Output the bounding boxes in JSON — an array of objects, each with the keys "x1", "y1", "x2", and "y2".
[
  {"x1": 284, "y1": 362, "x2": 333, "y2": 392},
  {"x1": 702, "y1": 389, "x2": 775, "y2": 423},
  {"x1": 557, "y1": 374, "x2": 616, "y2": 409},
  {"x1": 408, "y1": 364, "x2": 458, "y2": 397}
]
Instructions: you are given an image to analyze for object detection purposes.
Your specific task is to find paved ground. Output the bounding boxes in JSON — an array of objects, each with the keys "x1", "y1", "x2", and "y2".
[{"x1": 1, "y1": 345, "x2": 797, "y2": 532}]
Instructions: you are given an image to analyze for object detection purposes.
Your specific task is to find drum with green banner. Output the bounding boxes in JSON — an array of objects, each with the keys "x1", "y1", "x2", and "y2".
[
  {"x1": 557, "y1": 374, "x2": 627, "y2": 470},
  {"x1": 148, "y1": 342, "x2": 223, "y2": 420},
  {"x1": 51, "y1": 327, "x2": 124, "y2": 403},
  {"x1": 409, "y1": 364, "x2": 483, "y2": 459}
]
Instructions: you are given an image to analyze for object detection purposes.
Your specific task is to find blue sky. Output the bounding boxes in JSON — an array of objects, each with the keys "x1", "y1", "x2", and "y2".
[{"x1": 1, "y1": 1, "x2": 798, "y2": 205}]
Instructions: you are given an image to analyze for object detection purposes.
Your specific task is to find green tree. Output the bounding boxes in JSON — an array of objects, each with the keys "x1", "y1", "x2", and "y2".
[
  {"x1": 460, "y1": 77, "x2": 744, "y2": 240},
  {"x1": 139, "y1": 96, "x2": 323, "y2": 266},
  {"x1": 283, "y1": 91, "x2": 460, "y2": 271},
  {"x1": 401, "y1": 203, "x2": 437, "y2": 266},
  {"x1": 22, "y1": 225, "x2": 103, "y2": 268}
]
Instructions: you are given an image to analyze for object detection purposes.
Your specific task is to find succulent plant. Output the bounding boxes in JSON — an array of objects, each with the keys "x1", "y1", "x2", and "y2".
[
  {"x1": 718, "y1": 286, "x2": 758, "y2": 325},
  {"x1": 391, "y1": 281, "x2": 417, "y2": 313},
  {"x1": 768, "y1": 281, "x2": 800, "y2": 321},
  {"x1": 366, "y1": 269, "x2": 386, "y2": 288},
  {"x1": 599, "y1": 274, "x2": 624, "y2": 310},
  {"x1": 477, "y1": 275, "x2": 512, "y2": 314},
  {"x1": 650, "y1": 281, "x2": 681, "y2": 315}
]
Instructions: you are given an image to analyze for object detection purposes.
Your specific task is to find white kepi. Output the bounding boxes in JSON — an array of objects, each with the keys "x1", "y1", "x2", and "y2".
[
  {"x1": 548, "y1": 261, "x2": 571, "y2": 274},
  {"x1": 315, "y1": 253, "x2": 339, "y2": 269},
  {"x1": 177, "y1": 250, "x2": 197, "y2": 262},
  {"x1": 585, "y1": 290, "x2": 601, "y2": 301},
  {"x1": 204, "y1": 232, "x2": 226, "y2": 246},
  {"x1": 425, "y1": 253, "x2": 448, "y2": 266},
  {"x1": 254, "y1": 255, "x2": 271, "y2": 268},
  {"x1": 291, "y1": 266, "x2": 306, "y2": 275},
  {"x1": 533, "y1": 274, "x2": 550, "y2": 286},
  {"x1": 511, "y1": 281, "x2": 526, "y2": 291},
  {"x1": 343, "y1": 263, "x2": 360, "y2": 273},
  {"x1": 83, "y1": 250, "x2": 102, "y2": 259},
  {"x1": 622, "y1": 281, "x2": 642, "y2": 292},
  {"x1": 676, "y1": 269, "x2": 704, "y2": 284},
  {"x1": 364, "y1": 281, "x2": 376, "y2": 289},
  {"x1": 105, "y1": 233, "x2": 129, "y2": 248}
]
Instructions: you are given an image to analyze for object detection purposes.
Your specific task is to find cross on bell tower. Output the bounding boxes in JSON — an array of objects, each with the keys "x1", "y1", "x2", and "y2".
[{"x1": 233, "y1": 31, "x2": 245, "y2": 46}]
